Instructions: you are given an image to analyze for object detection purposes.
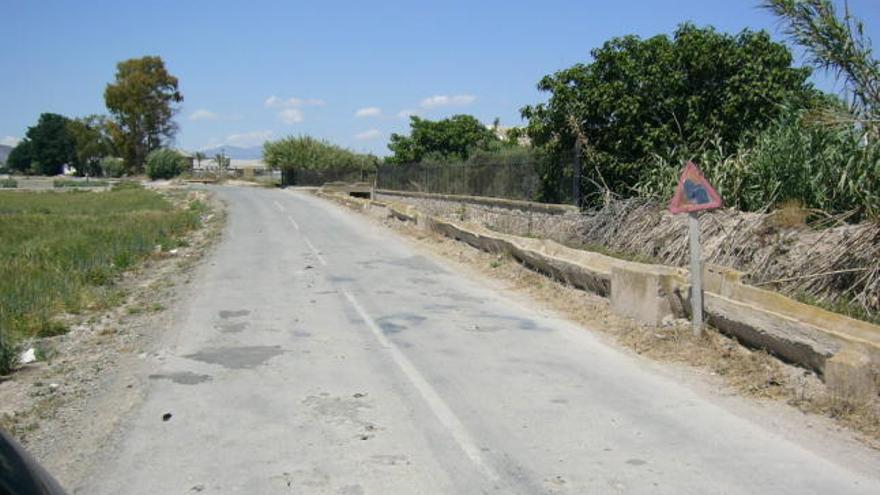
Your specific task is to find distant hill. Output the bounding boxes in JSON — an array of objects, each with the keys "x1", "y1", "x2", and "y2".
[
  {"x1": 0, "y1": 144, "x2": 12, "y2": 164},
  {"x1": 198, "y1": 146, "x2": 262, "y2": 160}
]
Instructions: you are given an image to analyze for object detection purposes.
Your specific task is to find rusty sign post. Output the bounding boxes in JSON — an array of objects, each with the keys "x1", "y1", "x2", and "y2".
[{"x1": 669, "y1": 162, "x2": 723, "y2": 336}]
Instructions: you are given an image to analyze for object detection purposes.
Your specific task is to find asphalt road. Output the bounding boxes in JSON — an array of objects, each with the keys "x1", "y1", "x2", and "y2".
[{"x1": 86, "y1": 187, "x2": 880, "y2": 494}]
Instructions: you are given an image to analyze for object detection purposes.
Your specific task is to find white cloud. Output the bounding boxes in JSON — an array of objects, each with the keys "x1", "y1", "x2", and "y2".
[
  {"x1": 355, "y1": 107, "x2": 382, "y2": 118},
  {"x1": 264, "y1": 95, "x2": 323, "y2": 124},
  {"x1": 397, "y1": 109, "x2": 418, "y2": 119},
  {"x1": 207, "y1": 130, "x2": 275, "y2": 149},
  {"x1": 1, "y1": 136, "x2": 20, "y2": 147},
  {"x1": 354, "y1": 129, "x2": 382, "y2": 140},
  {"x1": 188, "y1": 109, "x2": 242, "y2": 122},
  {"x1": 189, "y1": 109, "x2": 220, "y2": 121},
  {"x1": 279, "y1": 108, "x2": 304, "y2": 124},
  {"x1": 264, "y1": 95, "x2": 326, "y2": 108},
  {"x1": 419, "y1": 94, "x2": 476, "y2": 109}
]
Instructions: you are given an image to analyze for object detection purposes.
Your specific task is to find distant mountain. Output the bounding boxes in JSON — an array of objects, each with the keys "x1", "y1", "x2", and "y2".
[
  {"x1": 197, "y1": 145, "x2": 263, "y2": 160},
  {"x1": 0, "y1": 144, "x2": 12, "y2": 164}
]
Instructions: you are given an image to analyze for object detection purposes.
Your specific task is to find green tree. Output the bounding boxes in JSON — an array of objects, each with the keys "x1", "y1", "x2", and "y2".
[
  {"x1": 386, "y1": 115, "x2": 499, "y2": 164},
  {"x1": 145, "y1": 148, "x2": 186, "y2": 180},
  {"x1": 7, "y1": 139, "x2": 33, "y2": 173},
  {"x1": 263, "y1": 135, "x2": 377, "y2": 171},
  {"x1": 67, "y1": 115, "x2": 113, "y2": 177},
  {"x1": 761, "y1": 0, "x2": 879, "y2": 133},
  {"x1": 104, "y1": 56, "x2": 183, "y2": 173},
  {"x1": 521, "y1": 24, "x2": 819, "y2": 201},
  {"x1": 25, "y1": 113, "x2": 77, "y2": 175},
  {"x1": 100, "y1": 156, "x2": 126, "y2": 178}
]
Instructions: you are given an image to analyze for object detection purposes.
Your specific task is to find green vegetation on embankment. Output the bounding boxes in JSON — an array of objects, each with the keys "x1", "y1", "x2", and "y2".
[{"x1": 0, "y1": 185, "x2": 202, "y2": 373}]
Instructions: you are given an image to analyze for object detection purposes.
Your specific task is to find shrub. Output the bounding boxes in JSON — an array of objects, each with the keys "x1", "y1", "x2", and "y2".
[
  {"x1": 1, "y1": 178, "x2": 17, "y2": 189},
  {"x1": 263, "y1": 135, "x2": 377, "y2": 172},
  {"x1": 101, "y1": 156, "x2": 126, "y2": 178},
  {"x1": 145, "y1": 149, "x2": 186, "y2": 180}
]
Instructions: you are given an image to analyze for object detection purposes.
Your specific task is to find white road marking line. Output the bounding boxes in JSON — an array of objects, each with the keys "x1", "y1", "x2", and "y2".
[
  {"x1": 287, "y1": 215, "x2": 300, "y2": 230},
  {"x1": 273, "y1": 200, "x2": 286, "y2": 212},
  {"x1": 342, "y1": 290, "x2": 501, "y2": 484},
  {"x1": 303, "y1": 237, "x2": 328, "y2": 266}
]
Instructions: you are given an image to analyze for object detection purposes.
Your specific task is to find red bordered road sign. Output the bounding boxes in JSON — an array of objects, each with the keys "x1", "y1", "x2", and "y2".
[{"x1": 669, "y1": 161, "x2": 723, "y2": 214}]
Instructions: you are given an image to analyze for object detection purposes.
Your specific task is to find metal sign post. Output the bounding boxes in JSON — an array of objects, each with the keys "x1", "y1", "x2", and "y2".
[
  {"x1": 669, "y1": 162, "x2": 722, "y2": 337},
  {"x1": 688, "y1": 212, "x2": 703, "y2": 335}
]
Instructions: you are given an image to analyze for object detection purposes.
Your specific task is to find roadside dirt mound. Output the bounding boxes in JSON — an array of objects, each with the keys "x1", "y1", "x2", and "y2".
[{"x1": 576, "y1": 199, "x2": 880, "y2": 317}]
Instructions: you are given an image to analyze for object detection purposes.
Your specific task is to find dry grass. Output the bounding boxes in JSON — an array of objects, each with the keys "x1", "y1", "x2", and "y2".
[
  {"x1": 575, "y1": 198, "x2": 880, "y2": 319},
  {"x1": 765, "y1": 200, "x2": 810, "y2": 230},
  {"x1": 384, "y1": 216, "x2": 880, "y2": 447}
]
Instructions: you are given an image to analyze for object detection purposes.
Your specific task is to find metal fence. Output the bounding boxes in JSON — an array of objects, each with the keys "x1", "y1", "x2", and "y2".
[
  {"x1": 375, "y1": 161, "x2": 552, "y2": 202},
  {"x1": 277, "y1": 156, "x2": 579, "y2": 205},
  {"x1": 281, "y1": 168, "x2": 373, "y2": 186}
]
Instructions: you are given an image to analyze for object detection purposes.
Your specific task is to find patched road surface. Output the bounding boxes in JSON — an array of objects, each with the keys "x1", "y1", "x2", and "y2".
[{"x1": 85, "y1": 187, "x2": 880, "y2": 494}]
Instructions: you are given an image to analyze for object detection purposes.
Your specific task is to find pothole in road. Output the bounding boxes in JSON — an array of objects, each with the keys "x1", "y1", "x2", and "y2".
[
  {"x1": 215, "y1": 321, "x2": 249, "y2": 333},
  {"x1": 218, "y1": 309, "x2": 251, "y2": 319},
  {"x1": 375, "y1": 314, "x2": 427, "y2": 334},
  {"x1": 148, "y1": 371, "x2": 213, "y2": 385},
  {"x1": 303, "y1": 395, "x2": 370, "y2": 425},
  {"x1": 184, "y1": 345, "x2": 284, "y2": 369}
]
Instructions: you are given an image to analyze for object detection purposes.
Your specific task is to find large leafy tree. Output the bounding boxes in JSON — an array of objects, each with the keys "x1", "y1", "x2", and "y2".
[
  {"x1": 6, "y1": 139, "x2": 33, "y2": 173},
  {"x1": 104, "y1": 56, "x2": 183, "y2": 173},
  {"x1": 20, "y1": 113, "x2": 77, "y2": 175},
  {"x1": 386, "y1": 115, "x2": 498, "y2": 164},
  {"x1": 521, "y1": 24, "x2": 819, "y2": 201},
  {"x1": 67, "y1": 115, "x2": 114, "y2": 176}
]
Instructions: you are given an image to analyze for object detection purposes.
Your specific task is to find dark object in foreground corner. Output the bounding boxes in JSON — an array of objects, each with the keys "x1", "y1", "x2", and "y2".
[{"x1": 0, "y1": 428, "x2": 68, "y2": 495}]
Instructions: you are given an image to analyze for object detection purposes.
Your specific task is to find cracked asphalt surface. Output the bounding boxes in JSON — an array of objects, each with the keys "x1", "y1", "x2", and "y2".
[{"x1": 85, "y1": 187, "x2": 880, "y2": 494}]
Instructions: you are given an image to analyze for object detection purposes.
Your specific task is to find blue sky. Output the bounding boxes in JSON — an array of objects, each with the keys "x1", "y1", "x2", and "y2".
[{"x1": 1, "y1": 0, "x2": 878, "y2": 156}]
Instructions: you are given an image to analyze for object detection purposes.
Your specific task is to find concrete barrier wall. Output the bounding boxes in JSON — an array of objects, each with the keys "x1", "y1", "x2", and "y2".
[{"x1": 315, "y1": 190, "x2": 880, "y2": 400}]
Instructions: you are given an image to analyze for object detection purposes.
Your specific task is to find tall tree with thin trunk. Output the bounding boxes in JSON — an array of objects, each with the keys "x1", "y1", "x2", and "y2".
[{"x1": 104, "y1": 56, "x2": 183, "y2": 173}]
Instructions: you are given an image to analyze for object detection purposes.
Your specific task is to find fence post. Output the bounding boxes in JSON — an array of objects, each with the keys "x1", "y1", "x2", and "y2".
[{"x1": 573, "y1": 142, "x2": 582, "y2": 208}]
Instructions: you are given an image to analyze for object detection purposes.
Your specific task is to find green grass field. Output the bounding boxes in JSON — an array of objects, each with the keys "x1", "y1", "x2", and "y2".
[{"x1": 0, "y1": 186, "x2": 202, "y2": 372}]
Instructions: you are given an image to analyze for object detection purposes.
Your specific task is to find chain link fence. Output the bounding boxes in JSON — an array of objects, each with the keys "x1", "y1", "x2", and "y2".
[
  {"x1": 376, "y1": 160, "x2": 567, "y2": 203},
  {"x1": 277, "y1": 155, "x2": 580, "y2": 205},
  {"x1": 281, "y1": 168, "x2": 373, "y2": 186}
]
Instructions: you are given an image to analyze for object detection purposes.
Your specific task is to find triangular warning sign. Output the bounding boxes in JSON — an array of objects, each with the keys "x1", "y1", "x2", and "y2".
[{"x1": 669, "y1": 161, "x2": 723, "y2": 214}]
